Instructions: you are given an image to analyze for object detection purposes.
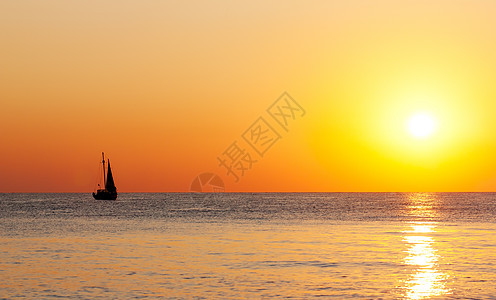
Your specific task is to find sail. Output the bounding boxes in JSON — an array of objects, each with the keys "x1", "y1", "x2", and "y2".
[{"x1": 105, "y1": 160, "x2": 117, "y2": 192}]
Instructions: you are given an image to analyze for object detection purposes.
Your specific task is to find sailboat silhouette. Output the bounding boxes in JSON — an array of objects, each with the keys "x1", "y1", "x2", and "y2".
[{"x1": 93, "y1": 152, "x2": 117, "y2": 200}]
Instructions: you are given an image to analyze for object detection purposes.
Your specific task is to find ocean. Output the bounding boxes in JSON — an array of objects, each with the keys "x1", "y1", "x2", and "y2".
[{"x1": 1, "y1": 193, "x2": 495, "y2": 299}]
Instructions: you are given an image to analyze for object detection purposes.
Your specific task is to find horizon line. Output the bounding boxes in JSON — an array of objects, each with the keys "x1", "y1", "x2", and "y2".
[{"x1": 1, "y1": 191, "x2": 495, "y2": 194}]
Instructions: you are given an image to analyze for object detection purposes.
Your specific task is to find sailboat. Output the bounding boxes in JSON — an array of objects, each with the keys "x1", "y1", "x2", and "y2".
[{"x1": 93, "y1": 152, "x2": 118, "y2": 200}]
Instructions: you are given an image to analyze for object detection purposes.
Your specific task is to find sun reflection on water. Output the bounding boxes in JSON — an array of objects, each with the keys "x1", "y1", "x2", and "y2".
[{"x1": 401, "y1": 193, "x2": 451, "y2": 299}]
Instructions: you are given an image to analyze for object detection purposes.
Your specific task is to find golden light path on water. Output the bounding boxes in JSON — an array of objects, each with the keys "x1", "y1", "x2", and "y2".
[{"x1": 401, "y1": 193, "x2": 451, "y2": 299}]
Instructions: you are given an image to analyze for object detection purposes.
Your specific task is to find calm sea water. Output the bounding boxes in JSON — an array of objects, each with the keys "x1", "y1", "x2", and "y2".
[{"x1": 1, "y1": 193, "x2": 496, "y2": 299}]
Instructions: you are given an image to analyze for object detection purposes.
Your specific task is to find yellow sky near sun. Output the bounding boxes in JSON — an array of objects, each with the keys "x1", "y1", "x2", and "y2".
[{"x1": 1, "y1": 0, "x2": 496, "y2": 192}]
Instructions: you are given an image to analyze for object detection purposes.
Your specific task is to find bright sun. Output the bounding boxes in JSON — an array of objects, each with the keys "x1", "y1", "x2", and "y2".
[{"x1": 407, "y1": 113, "x2": 437, "y2": 138}]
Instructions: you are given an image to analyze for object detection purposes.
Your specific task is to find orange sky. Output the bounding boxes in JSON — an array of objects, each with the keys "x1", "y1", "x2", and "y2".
[{"x1": 1, "y1": 0, "x2": 496, "y2": 192}]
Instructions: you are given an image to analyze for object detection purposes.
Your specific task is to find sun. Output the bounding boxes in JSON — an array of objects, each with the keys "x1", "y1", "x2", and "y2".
[{"x1": 407, "y1": 113, "x2": 437, "y2": 138}]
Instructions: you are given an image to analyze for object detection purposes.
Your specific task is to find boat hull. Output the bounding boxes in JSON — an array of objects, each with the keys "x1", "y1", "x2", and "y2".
[{"x1": 92, "y1": 190, "x2": 117, "y2": 200}]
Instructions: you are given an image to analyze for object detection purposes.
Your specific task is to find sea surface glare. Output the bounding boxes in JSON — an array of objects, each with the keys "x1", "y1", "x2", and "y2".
[{"x1": 1, "y1": 193, "x2": 496, "y2": 299}]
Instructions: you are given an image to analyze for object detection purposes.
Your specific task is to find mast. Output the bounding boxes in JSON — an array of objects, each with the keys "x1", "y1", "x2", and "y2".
[{"x1": 102, "y1": 152, "x2": 106, "y2": 187}]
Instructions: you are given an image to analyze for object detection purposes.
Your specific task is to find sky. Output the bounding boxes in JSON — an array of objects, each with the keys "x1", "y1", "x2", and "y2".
[{"x1": 1, "y1": 0, "x2": 496, "y2": 192}]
